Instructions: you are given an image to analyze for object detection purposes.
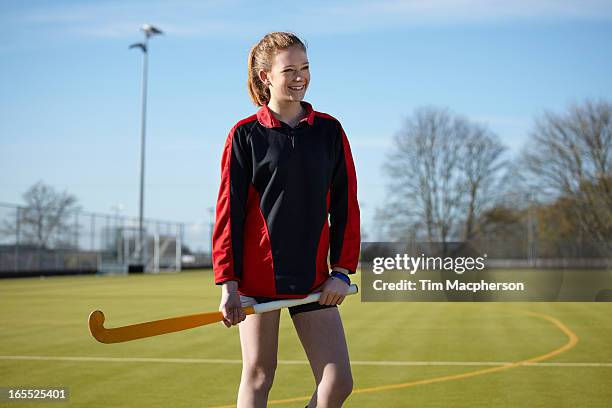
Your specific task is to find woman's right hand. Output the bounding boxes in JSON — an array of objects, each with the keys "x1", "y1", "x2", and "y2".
[{"x1": 219, "y1": 281, "x2": 246, "y2": 328}]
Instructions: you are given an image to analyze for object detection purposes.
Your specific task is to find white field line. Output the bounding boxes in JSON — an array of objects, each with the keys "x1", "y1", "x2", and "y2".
[{"x1": 1, "y1": 355, "x2": 611, "y2": 367}]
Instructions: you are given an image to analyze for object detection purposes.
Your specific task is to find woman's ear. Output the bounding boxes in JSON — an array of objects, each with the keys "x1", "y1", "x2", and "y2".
[{"x1": 258, "y1": 69, "x2": 270, "y2": 87}]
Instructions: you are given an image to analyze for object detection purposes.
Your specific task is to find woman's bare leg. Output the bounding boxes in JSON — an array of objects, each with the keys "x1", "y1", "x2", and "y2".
[
  {"x1": 292, "y1": 308, "x2": 353, "y2": 408},
  {"x1": 237, "y1": 309, "x2": 281, "y2": 408}
]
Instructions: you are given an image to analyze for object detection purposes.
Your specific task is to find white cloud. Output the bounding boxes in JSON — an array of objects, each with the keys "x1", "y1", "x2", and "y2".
[
  {"x1": 8, "y1": 0, "x2": 612, "y2": 40},
  {"x1": 14, "y1": 0, "x2": 246, "y2": 39},
  {"x1": 317, "y1": 0, "x2": 612, "y2": 23}
]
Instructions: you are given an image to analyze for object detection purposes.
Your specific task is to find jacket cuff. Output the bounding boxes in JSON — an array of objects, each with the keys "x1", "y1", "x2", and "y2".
[
  {"x1": 331, "y1": 265, "x2": 355, "y2": 275},
  {"x1": 215, "y1": 277, "x2": 241, "y2": 285}
]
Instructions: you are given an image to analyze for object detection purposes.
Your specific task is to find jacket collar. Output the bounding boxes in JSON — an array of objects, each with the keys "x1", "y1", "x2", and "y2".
[{"x1": 257, "y1": 101, "x2": 315, "y2": 128}]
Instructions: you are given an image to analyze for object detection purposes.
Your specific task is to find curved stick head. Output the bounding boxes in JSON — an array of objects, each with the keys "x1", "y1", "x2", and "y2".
[{"x1": 88, "y1": 310, "x2": 108, "y2": 343}]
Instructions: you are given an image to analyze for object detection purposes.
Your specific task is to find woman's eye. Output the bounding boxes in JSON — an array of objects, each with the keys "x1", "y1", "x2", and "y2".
[{"x1": 282, "y1": 67, "x2": 308, "y2": 73}]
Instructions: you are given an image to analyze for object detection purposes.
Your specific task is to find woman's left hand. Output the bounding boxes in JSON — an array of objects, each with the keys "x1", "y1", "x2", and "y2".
[{"x1": 315, "y1": 275, "x2": 350, "y2": 306}]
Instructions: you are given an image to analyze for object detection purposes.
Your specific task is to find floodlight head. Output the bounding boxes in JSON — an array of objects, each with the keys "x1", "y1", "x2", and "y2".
[
  {"x1": 129, "y1": 42, "x2": 147, "y2": 52},
  {"x1": 141, "y1": 24, "x2": 163, "y2": 38}
]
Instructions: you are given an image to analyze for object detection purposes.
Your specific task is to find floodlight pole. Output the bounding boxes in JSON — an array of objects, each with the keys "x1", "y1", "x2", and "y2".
[{"x1": 130, "y1": 24, "x2": 163, "y2": 270}]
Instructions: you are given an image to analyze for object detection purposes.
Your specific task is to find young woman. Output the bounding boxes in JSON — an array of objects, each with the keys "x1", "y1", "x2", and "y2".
[{"x1": 212, "y1": 32, "x2": 360, "y2": 408}]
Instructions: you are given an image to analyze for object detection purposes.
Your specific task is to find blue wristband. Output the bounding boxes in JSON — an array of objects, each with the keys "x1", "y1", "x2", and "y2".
[{"x1": 330, "y1": 271, "x2": 351, "y2": 285}]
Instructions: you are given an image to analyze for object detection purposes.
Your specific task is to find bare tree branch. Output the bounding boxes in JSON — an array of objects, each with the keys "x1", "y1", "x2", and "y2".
[
  {"x1": 1, "y1": 181, "x2": 81, "y2": 249},
  {"x1": 380, "y1": 107, "x2": 507, "y2": 243},
  {"x1": 520, "y1": 99, "x2": 612, "y2": 243}
]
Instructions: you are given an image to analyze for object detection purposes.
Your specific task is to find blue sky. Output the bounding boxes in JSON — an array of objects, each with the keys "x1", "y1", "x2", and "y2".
[{"x1": 1, "y1": 0, "x2": 611, "y2": 251}]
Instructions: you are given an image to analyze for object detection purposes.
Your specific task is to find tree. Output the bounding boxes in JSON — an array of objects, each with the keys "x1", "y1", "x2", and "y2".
[
  {"x1": 1, "y1": 181, "x2": 81, "y2": 249},
  {"x1": 459, "y1": 122, "x2": 508, "y2": 240},
  {"x1": 378, "y1": 106, "x2": 507, "y2": 244},
  {"x1": 520, "y1": 99, "x2": 612, "y2": 243}
]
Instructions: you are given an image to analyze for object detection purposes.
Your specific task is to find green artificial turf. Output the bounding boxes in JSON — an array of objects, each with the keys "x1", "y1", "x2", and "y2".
[{"x1": 1, "y1": 270, "x2": 611, "y2": 407}]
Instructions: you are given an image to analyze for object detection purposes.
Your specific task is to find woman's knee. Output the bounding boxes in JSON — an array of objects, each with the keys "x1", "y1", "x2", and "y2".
[
  {"x1": 322, "y1": 371, "x2": 353, "y2": 400},
  {"x1": 241, "y1": 363, "x2": 277, "y2": 392},
  {"x1": 336, "y1": 373, "x2": 354, "y2": 399}
]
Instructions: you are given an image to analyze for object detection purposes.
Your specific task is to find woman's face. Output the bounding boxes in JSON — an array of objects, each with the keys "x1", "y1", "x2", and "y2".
[{"x1": 260, "y1": 45, "x2": 310, "y2": 104}]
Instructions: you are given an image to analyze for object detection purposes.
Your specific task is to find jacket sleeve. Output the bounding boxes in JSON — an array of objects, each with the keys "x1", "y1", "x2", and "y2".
[
  {"x1": 329, "y1": 121, "x2": 361, "y2": 274},
  {"x1": 212, "y1": 124, "x2": 252, "y2": 285}
]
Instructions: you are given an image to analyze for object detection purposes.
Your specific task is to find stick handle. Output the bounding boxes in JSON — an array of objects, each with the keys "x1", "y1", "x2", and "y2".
[{"x1": 252, "y1": 284, "x2": 358, "y2": 314}]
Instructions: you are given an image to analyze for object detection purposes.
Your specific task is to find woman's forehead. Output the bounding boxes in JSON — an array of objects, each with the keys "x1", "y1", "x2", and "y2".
[{"x1": 272, "y1": 46, "x2": 308, "y2": 68}]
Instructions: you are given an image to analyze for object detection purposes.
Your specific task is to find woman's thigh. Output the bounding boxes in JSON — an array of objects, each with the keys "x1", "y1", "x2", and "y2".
[
  {"x1": 291, "y1": 307, "x2": 351, "y2": 383},
  {"x1": 238, "y1": 308, "x2": 281, "y2": 368}
]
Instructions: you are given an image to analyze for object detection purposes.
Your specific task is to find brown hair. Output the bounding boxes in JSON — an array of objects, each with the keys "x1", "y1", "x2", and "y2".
[{"x1": 247, "y1": 32, "x2": 308, "y2": 106}]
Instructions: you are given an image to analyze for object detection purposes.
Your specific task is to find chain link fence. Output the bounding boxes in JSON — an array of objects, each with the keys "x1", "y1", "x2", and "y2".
[
  {"x1": 372, "y1": 190, "x2": 611, "y2": 269},
  {"x1": 0, "y1": 202, "x2": 193, "y2": 276}
]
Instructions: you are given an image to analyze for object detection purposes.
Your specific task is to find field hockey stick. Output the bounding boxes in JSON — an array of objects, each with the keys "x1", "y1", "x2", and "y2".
[{"x1": 89, "y1": 283, "x2": 358, "y2": 344}]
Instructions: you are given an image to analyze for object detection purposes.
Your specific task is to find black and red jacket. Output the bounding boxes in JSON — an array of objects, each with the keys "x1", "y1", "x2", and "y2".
[{"x1": 212, "y1": 101, "x2": 360, "y2": 298}]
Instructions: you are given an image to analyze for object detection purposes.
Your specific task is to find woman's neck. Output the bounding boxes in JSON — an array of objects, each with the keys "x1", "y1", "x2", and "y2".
[{"x1": 267, "y1": 99, "x2": 305, "y2": 128}]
